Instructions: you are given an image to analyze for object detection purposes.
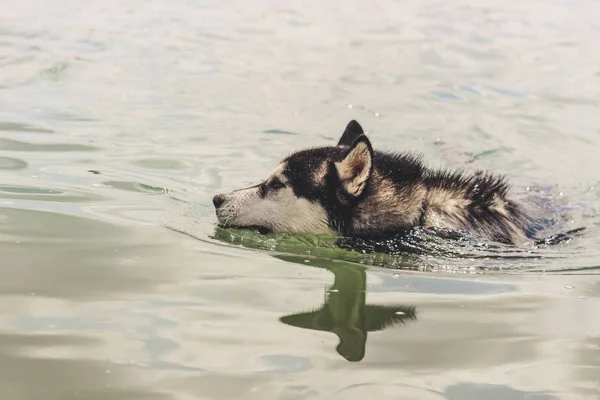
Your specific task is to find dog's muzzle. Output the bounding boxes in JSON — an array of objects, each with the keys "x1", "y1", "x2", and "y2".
[{"x1": 212, "y1": 192, "x2": 272, "y2": 234}]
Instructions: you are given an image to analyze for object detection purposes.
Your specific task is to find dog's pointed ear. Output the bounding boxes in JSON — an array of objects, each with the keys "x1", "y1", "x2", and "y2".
[
  {"x1": 335, "y1": 135, "x2": 373, "y2": 198},
  {"x1": 337, "y1": 120, "x2": 364, "y2": 147}
]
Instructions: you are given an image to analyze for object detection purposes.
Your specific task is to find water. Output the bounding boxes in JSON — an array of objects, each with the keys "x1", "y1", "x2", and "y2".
[{"x1": 1, "y1": 0, "x2": 600, "y2": 398}]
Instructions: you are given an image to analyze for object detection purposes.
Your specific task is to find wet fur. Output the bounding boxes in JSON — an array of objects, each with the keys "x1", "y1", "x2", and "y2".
[{"x1": 214, "y1": 121, "x2": 533, "y2": 245}]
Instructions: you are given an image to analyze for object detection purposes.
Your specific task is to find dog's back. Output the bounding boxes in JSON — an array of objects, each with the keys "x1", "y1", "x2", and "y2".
[{"x1": 347, "y1": 149, "x2": 531, "y2": 244}]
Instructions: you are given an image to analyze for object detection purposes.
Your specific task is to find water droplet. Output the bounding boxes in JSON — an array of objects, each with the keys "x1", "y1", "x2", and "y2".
[
  {"x1": 526, "y1": 187, "x2": 530, "y2": 191},
  {"x1": 559, "y1": 192, "x2": 564, "y2": 196},
  {"x1": 392, "y1": 273, "x2": 400, "y2": 278},
  {"x1": 564, "y1": 285, "x2": 575, "y2": 289},
  {"x1": 374, "y1": 112, "x2": 380, "y2": 117},
  {"x1": 348, "y1": 104, "x2": 353, "y2": 109},
  {"x1": 395, "y1": 311, "x2": 406, "y2": 315},
  {"x1": 589, "y1": 186, "x2": 594, "y2": 191}
]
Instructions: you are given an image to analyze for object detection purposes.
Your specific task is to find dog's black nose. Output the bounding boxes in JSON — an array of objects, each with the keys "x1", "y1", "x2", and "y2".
[{"x1": 212, "y1": 194, "x2": 226, "y2": 209}]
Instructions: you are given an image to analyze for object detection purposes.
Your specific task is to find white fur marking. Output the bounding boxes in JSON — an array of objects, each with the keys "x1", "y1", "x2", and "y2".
[{"x1": 216, "y1": 184, "x2": 331, "y2": 234}]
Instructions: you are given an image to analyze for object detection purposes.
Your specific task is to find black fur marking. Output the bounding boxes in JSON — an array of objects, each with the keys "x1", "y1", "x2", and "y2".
[
  {"x1": 371, "y1": 151, "x2": 425, "y2": 183},
  {"x1": 337, "y1": 120, "x2": 365, "y2": 146}
]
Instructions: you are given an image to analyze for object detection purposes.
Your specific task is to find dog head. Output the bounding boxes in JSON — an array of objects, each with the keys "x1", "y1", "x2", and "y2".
[{"x1": 213, "y1": 120, "x2": 374, "y2": 234}]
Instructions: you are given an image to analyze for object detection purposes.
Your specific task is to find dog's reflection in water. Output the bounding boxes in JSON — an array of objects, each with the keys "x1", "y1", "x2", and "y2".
[{"x1": 278, "y1": 255, "x2": 417, "y2": 362}]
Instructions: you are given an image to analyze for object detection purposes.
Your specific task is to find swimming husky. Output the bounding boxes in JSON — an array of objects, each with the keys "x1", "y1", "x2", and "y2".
[{"x1": 213, "y1": 120, "x2": 533, "y2": 245}]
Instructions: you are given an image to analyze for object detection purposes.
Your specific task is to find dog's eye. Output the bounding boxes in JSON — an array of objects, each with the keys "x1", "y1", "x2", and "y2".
[
  {"x1": 258, "y1": 178, "x2": 285, "y2": 198},
  {"x1": 268, "y1": 177, "x2": 286, "y2": 190}
]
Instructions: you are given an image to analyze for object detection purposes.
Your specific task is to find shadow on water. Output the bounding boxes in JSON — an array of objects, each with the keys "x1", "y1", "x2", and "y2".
[
  {"x1": 209, "y1": 226, "x2": 432, "y2": 270},
  {"x1": 276, "y1": 254, "x2": 417, "y2": 362},
  {"x1": 209, "y1": 224, "x2": 589, "y2": 273}
]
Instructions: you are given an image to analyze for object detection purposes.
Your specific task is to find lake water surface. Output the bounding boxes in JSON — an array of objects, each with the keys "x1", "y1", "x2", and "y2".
[{"x1": 2, "y1": 0, "x2": 600, "y2": 399}]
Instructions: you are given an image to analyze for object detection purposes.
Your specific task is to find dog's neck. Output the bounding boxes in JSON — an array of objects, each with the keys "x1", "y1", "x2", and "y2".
[
  {"x1": 349, "y1": 171, "x2": 426, "y2": 234},
  {"x1": 348, "y1": 171, "x2": 479, "y2": 235}
]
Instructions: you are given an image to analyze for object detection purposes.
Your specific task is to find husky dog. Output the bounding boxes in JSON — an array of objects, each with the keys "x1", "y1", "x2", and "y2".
[{"x1": 213, "y1": 121, "x2": 533, "y2": 245}]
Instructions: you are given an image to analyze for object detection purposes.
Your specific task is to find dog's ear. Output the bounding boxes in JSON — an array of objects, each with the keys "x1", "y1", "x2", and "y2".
[
  {"x1": 335, "y1": 135, "x2": 373, "y2": 198},
  {"x1": 337, "y1": 120, "x2": 364, "y2": 147}
]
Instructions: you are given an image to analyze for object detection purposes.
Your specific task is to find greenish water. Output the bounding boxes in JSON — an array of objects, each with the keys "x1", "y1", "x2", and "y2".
[{"x1": 2, "y1": 0, "x2": 600, "y2": 399}]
